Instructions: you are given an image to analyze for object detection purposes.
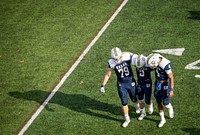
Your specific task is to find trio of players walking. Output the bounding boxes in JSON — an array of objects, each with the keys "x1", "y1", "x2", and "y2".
[{"x1": 100, "y1": 47, "x2": 174, "y2": 128}]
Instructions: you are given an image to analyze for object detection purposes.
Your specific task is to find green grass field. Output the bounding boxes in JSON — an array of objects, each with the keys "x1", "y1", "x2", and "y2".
[{"x1": 1, "y1": 0, "x2": 200, "y2": 135}]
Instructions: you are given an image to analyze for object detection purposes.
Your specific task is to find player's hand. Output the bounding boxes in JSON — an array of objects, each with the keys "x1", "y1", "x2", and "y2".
[
  {"x1": 100, "y1": 85, "x2": 105, "y2": 93},
  {"x1": 169, "y1": 90, "x2": 174, "y2": 97}
]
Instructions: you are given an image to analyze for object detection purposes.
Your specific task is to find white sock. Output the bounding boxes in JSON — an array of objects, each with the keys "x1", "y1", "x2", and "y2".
[
  {"x1": 159, "y1": 112, "x2": 165, "y2": 121},
  {"x1": 124, "y1": 114, "x2": 130, "y2": 121}
]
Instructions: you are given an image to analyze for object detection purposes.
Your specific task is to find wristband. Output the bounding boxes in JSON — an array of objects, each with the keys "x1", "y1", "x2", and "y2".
[
  {"x1": 101, "y1": 85, "x2": 104, "y2": 87},
  {"x1": 170, "y1": 88, "x2": 174, "y2": 91}
]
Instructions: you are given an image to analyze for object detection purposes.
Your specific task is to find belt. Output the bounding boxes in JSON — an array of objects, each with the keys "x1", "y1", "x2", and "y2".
[{"x1": 156, "y1": 80, "x2": 168, "y2": 83}]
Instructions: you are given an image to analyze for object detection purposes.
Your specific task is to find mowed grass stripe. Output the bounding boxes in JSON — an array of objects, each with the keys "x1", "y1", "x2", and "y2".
[
  {"x1": 17, "y1": 0, "x2": 128, "y2": 134},
  {"x1": 0, "y1": 0, "x2": 122, "y2": 134},
  {"x1": 24, "y1": 0, "x2": 199, "y2": 135}
]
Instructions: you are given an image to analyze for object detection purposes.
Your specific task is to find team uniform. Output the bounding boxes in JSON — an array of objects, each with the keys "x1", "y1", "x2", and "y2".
[
  {"x1": 108, "y1": 53, "x2": 137, "y2": 105},
  {"x1": 147, "y1": 53, "x2": 174, "y2": 128},
  {"x1": 154, "y1": 57, "x2": 172, "y2": 105},
  {"x1": 136, "y1": 67, "x2": 152, "y2": 105},
  {"x1": 101, "y1": 47, "x2": 142, "y2": 128},
  {"x1": 133, "y1": 54, "x2": 153, "y2": 118}
]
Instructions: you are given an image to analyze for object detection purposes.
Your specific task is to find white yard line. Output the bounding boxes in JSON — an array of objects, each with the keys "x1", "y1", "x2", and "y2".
[{"x1": 17, "y1": 0, "x2": 128, "y2": 134}]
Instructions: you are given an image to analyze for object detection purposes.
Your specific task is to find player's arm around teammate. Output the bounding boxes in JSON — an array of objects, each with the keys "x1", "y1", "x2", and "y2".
[{"x1": 133, "y1": 54, "x2": 154, "y2": 121}]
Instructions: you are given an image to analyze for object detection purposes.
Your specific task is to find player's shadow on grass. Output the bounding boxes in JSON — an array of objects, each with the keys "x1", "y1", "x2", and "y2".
[
  {"x1": 9, "y1": 90, "x2": 132, "y2": 123},
  {"x1": 182, "y1": 128, "x2": 200, "y2": 135},
  {"x1": 188, "y1": 11, "x2": 200, "y2": 20}
]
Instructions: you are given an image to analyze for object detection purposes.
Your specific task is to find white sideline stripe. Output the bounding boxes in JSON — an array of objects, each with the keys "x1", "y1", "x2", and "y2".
[{"x1": 17, "y1": 0, "x2": 128, "y2": 135}]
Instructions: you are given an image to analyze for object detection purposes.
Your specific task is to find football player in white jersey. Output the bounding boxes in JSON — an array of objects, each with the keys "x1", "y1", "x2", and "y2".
[
  {"x1": 100, "y1": 47, "x2": 138, "y2": 128},
  {"x1": 147, "y1": 53, "x2": 174, "y2": 128}
]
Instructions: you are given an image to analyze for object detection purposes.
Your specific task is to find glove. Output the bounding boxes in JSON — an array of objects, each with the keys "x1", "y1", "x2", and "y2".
[{"x1": 100, "y1": 85, "x2": 105, "y2": 93}]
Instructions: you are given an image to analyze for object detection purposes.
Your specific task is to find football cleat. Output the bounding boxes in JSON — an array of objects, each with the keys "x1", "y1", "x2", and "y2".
[
  {"x1": 122, "y1": 119, "x2": 130, "y2": 128},
  {"x1": 138, "y1": 112, "x2": 147, "y2": 121},
  {"x1": 158, "y1": 119, "x2": 166, "y2": 128}
]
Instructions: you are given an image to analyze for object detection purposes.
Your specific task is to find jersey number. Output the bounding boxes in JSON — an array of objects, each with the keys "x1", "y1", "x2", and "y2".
[
  {"x1": 139, "y1": 69, "x2": 145, "y2": 77},
  {"x1": 118, "y1": 67, "x2": 130, "y2": 78}
]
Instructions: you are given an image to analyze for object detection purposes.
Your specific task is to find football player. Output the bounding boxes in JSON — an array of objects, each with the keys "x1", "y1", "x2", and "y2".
[
  {"x1": 147, "y1": 53, "x2": 174, "y2": 128},
  {"x1": 134, "y1": 54, "x2": 154, "y2": 121},
  {"x1": 100, "y1": 47, "x2": 138, "y2": 128}
]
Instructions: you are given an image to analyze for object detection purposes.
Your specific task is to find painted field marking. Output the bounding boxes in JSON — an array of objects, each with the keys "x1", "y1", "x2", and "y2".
[
  {"x1": 185, "y1": 59, "x2": 200, "y2": 78},
  {"x1": 17, "y1": 0, "x2": 129, "y2": 135},
  {"x1": 152, "y1": 48, "x2": 199, "y2": 79},
  {"x1": 185, "y1": 59, "x2": 200, "y2": 70},
  {"x1": 195, "y1": 75, "x2": 200, "y2": 78},
  {"x1": 152, "y1": 48, "x2": 185, "y2": 56}
]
